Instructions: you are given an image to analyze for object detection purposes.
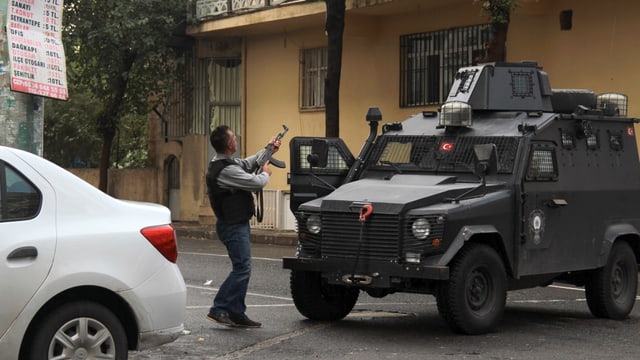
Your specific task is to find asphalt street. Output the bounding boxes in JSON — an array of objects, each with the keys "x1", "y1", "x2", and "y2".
[{"x1": 130, "y1": 237, "x2": 640, "y2": 360}]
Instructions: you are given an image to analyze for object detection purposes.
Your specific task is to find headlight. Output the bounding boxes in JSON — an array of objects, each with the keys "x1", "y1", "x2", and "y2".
[
  {"x1": 411, "y1": 218, "x2": 431, "y2": 239},
  {"x1": 306, "y1": 215, "x2": 322, "y2": 234}
]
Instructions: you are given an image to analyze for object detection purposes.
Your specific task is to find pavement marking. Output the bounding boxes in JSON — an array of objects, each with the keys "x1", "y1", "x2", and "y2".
[
  {"x1": 347, "y1": 310, "x2": 412, "y2": 319},
  {"x1": 549, "y1": 284, "x2": 584, "y2": 292},
  {"x1": 186, "y1": 284, "x2": 293, "y2": 301},
  {"x1": 186, "y1": 304, "x2": 295, "y2": 310},
  {"x1": 549, "y1": 284, "x2": 640, "y2": 300},
  {"x1": 212, "y1": 322, "x2": 331, "y2": 360},
  {"x1": 180, "y1": 251, "x2": 282, "y2": 262}
]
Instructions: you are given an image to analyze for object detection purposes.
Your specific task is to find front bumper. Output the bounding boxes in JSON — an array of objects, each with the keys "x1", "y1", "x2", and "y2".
[{"x1": 282, "y1": 257, "x2": 449, "y2": 287}]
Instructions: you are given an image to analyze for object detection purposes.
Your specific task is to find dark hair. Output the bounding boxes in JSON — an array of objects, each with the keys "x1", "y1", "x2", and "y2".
[{"x1": 210, "y1": 125, "x2": 231, "y2": 152}]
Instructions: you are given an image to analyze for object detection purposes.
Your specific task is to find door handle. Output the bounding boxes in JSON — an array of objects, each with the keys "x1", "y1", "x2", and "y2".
[
  {"x1": 546, "y1": 199, "x2": 568, "y2": 208},
  {"x1": 7, "y1": 246, "x2": 38, "y2": 260}
]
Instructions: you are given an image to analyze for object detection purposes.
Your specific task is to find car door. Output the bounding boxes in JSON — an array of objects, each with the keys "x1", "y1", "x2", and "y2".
[
  {"x1": 519, "y1": 140, "x2": 595, "y2": 275},
  {"x1": 288, "y1": 137, "x2": 355, "y2": 212},
  {"x1": 0, "y1": 153, "x2": 56, "y2": 338}
]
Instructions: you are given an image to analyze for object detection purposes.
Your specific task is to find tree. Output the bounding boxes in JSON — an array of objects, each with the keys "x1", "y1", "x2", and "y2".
[
  {"x1": 43, "y1": 85, "x2": 101, "y2": 168},
  {"x1": 474, "y1": 0, "x2": 519, "y2": 63},
  {"x1": 62, "y1": 0, "x2": 187, "y2": 191},
  {"x1": 324, "y1": 0, "x2": 345, "y2": 137}
]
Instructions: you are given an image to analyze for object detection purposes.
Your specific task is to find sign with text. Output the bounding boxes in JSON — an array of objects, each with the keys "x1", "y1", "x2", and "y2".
[{"x1": 7, "y1": 0, "x2": 68, "y2": 100}]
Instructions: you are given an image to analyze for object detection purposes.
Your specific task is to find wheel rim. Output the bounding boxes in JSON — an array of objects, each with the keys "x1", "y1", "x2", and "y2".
[
  {"x1": 48, "y1": 317, "x2": 116, "y2": 359},
  {"x1": 467, "y1": 268, "x2": 491, "y2": 311},
  {"x1": 611, "y1": 261, "x2": 628, "y2": 301}
]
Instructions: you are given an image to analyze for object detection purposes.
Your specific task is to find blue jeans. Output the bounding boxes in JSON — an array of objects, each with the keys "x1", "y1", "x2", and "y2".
[{"x1": 211, "y1": 221, "x2": 252, "y2": 316}]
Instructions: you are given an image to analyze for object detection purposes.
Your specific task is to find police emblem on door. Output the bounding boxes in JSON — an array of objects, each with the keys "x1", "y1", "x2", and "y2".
[{"x1": 528, "y1": 210, "x2": 545, "y2": 245}]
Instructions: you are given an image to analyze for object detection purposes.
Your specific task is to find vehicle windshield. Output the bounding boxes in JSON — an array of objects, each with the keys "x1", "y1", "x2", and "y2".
[{"x1": 365, "y1": 135, "x2": 520, "y2": 174}]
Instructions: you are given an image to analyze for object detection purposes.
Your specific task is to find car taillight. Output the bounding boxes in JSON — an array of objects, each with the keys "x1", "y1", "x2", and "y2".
[{"x1": 141, "y1": 224, "x2": 178, "y2": 263}]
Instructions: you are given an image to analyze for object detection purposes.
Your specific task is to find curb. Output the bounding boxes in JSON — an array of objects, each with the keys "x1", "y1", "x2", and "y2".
[{"x1": 173, "y1": 222, "x2": 297, "y2": 246}]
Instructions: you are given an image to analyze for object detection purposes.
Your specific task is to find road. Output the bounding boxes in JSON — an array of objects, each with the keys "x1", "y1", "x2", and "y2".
[{"x1": 130, "y1": 237, "x2": 640, "y2": 360}]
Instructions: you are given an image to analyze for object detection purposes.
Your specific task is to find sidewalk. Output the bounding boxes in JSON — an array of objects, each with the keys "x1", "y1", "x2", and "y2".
[{"x1": 172, "y1": 221, "x2": 297, "y2": 246}]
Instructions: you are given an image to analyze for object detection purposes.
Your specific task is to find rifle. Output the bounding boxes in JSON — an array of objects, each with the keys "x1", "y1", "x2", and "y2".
[
  {"x1": 255, "y1": 124, "x2": 288, "y2": 171},
  {"x1": 255, "y1": 124, "x2": 288, "y2": 222}
]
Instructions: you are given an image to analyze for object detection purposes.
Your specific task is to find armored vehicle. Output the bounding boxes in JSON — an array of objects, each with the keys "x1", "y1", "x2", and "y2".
[{"x1": 283, "y1": 61, "x2": 640, "y2": 334}]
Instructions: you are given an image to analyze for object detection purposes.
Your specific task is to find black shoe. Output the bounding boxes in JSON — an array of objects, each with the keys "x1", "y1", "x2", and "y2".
[
  {"x1": 230, "y1": 314, "x2": 262, "y2": 328},
  {"x1": 207, "y1": 310, "x2": 236, "y2": 327}
]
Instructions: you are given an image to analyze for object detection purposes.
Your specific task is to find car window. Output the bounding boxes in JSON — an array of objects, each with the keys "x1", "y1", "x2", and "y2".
[{"x1": 1, "y1": 162, "x2": 42, "y2": 221}]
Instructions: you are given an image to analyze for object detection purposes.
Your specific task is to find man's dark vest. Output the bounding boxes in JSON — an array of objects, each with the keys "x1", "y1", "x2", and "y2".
[{"x1": 206, "y1": 158, "x2": 255, "y2": 224}]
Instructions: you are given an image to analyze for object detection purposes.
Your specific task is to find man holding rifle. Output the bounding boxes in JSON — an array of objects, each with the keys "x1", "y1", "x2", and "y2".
[{"x1": 205, "y1": 125, "x2": 282, "y2": 328}]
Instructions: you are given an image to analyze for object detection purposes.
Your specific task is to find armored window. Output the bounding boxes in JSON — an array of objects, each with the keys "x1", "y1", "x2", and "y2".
[
  {"x1": 526, "y1": 144, "x2": 558, "y2": 181},
  {"x1": 300, "y1": 47, "x2": 328, "y2": 110},
  {"x1": 292, "y1": 138, "x2": 353, "y2": 176},
  {"x1": 608, "y1": 130, "x2": 624, "y2": 151},
  {"x1": 298, "y1": 144, "x2": 349, "y2": 170},
  {"x1": 510, "y1": 71, "x2": 534, "y2": 98},
  {"x1": 366, "y1": 135, "x2": 520, "y2": 174},
  {"x1": 586, "y1": 131, "x2": 600, "y2": 150},
  {"x1": 559, "y1": 130, "x2": 576, "y2": 150},
  {"x1": 0, "y1": 162, "x2": 42, "y2": 221},
  {"x1": 400, "y1": 24, "x2": 493, "y2": 107}
]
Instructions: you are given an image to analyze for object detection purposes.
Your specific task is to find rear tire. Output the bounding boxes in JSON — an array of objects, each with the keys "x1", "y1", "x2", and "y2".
[
  {"x1": 290, "y1": 270, "x2": 359, "y2": 321},
  {"x1": 24, "y1": 301, "x2": 128, "y2": 360},
  {"x1": 436, "y1": 243, "x2": 507, "y2": 335},
  {"x1": 585, "y1": 241, "x2": 638, "y2": 319}
]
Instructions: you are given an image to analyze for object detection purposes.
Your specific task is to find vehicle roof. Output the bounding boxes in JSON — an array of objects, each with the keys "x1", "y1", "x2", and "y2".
[
  {"x1": 386, "y1": 111, "x2": 554, "y2": 137},
  {"x1": 386, "y1": 110, "x2": 637, "y2": 138}
]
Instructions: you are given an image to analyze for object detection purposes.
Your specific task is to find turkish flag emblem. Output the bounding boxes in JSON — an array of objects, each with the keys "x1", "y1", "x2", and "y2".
[{"x1": 440, "y1": 142, "x2": 454, "y2": 151}]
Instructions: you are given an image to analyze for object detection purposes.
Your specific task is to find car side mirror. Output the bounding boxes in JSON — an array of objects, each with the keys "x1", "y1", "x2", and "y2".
[
  {"x1": 307, "y1": 139, "x2": 329, "y2": 168},
  {"x1": 473, "y1": 143, "x2": 498, "y2": 177}
]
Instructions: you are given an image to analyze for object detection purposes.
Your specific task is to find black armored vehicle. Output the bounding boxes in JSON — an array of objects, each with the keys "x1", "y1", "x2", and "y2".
[{"x1": 283, "y1": 61, "x2": 640, "y2": 334}]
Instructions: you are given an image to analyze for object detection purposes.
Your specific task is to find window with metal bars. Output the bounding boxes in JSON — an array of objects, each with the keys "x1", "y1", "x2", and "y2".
[
  {"x1": 298, "y1": 144, "x2": 349, "y2": 171},
  {"x1": 526, "y1": 143, "x2": 558, "y2": 181},
  {"x1": 400, "y1": 24, "x2": 493, "y2": 107},
  {"x1": 300, "y1": 47, "x2": 328, "y2": 110}
]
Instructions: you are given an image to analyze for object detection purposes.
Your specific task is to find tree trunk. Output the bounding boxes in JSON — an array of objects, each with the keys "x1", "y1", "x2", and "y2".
[
  {"x1": 98, "y1": 131, "x2": 115, "y2": 192},
  {"x1": 324, "y1": 0, "x2": 345, "y2": 137},
  {"x1": 482, "y1": 22, "x2": 509, "y2": 63},
  {"x1": 96, "y1": 50, "x2": 136, "y2": 192}
]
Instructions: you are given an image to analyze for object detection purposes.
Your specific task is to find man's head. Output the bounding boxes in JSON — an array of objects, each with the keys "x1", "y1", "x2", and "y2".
[{"x1": 210, "y1": 125, "x2": 237, "y2": 154}]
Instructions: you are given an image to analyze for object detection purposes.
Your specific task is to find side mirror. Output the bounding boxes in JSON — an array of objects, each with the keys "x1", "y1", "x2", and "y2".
[
  {"x1": 473, "y1": 143, "x2": 498, "y2": 177},
  {"x1": 307, "y1": 139, "x2": 329, "y2": 168}
]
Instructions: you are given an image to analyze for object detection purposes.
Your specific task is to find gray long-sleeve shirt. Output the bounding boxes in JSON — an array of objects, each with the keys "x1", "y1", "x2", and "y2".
[{"x1": 211, "y1": 150, "x2": 270, "y2": 192}]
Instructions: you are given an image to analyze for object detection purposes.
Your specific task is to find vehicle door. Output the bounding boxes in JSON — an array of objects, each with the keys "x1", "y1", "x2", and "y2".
[
  {"x1": 0, "y1": 152, "x2": 56, "y2": 338},
  {"x1": 519, "y1": 139, "x2": 596, "y2": 275},
  {"x1": 288, "y1": 137, "x2": 354, "y2": 212}
]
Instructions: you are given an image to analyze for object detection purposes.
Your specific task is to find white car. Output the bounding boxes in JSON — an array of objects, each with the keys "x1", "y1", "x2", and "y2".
[{"x1": 0, "y1": 146, "x2": 186, "y2": 360}]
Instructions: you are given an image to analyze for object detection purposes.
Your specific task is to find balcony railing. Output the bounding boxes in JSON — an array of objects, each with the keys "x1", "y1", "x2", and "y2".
[{"x1": 195, "y1": 0, "x2": 296, "y2": 21}]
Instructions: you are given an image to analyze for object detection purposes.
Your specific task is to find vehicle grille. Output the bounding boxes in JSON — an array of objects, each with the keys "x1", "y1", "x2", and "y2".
[
  {"x1": 321, "y1": 212, "x2": 400, "y2": 261},
  {"x1": 320, "y1": 212, "x2": 446, "y2": 262}
]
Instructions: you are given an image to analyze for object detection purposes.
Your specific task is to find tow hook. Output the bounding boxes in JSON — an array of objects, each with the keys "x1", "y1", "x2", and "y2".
[{"x1": 342, "y1": 274, "x2": 373, "y2": 285}]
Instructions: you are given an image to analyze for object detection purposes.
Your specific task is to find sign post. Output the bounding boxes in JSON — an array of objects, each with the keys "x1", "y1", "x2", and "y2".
[{"x1": 0, "y1": 0, "x2": 67, "y2": 155}]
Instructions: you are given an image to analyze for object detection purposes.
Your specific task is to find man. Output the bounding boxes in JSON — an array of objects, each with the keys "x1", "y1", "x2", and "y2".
[{"x1": 205, "y1": 125, "x2": 281, "y2": 328}]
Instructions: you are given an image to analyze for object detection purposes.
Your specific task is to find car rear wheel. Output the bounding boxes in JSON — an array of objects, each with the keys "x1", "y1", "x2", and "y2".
[
  {"x1": 585, "y1": 241, "x2": 638, "y2": 320},
  {"x1": 290, "y1": 270, "x2": 359, "y2": 321},
  {"x1": 436, "y1": 243, "x2": 507, "y2": 335},
  {"x1": 24, "y1": 301, "x2": 128, "y2": 360}
]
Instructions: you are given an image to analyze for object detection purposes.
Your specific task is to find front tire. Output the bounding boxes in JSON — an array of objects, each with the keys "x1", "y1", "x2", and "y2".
[
  {"x1": 436, "y1": 243, "x2": 507, "y2": 335},
  {"x1": 24, "y1": 301, "x2": 128, "y2": 360},
  {"x1": 585, "y1": 241, "x2": 638, "y2": 319},
  {"x1": 290, "y1": 270, "x2": 359, "y2": 321}
]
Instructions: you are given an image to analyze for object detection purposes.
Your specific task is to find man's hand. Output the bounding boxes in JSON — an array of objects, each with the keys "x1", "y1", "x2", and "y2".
[
  {"x1": 261, "y1": 160, "x2": 273, "y2": 176},
  {"x1": 270, "y1": 137, "x2": 281, "y2": 153}
]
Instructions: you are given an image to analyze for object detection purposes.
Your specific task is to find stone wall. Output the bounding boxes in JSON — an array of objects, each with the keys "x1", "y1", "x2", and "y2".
[{"x1": 69, "y1": 168, "x2": 162, "y2": 205}]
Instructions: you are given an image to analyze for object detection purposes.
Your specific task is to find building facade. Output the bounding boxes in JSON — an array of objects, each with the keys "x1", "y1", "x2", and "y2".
[{"x1": 150, "y1": 0, "x2": 640, "y2": 228}]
